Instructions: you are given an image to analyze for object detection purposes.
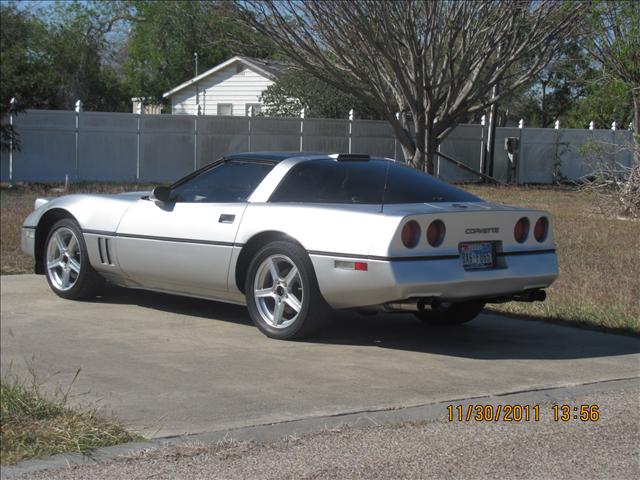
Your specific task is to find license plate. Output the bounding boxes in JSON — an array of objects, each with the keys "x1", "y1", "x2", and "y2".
[{"x1": 459, "y1": 242, "x2": 495, "y2": 270}]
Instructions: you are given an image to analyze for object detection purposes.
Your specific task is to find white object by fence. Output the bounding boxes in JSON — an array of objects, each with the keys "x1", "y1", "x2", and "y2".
[{"x1": 0, "y1": 109, "x2": 634, "y2": 184}]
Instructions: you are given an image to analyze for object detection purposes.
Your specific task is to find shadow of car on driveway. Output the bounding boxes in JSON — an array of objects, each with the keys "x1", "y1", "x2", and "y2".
[{"x1": 90, "y1": 285, "x2": 640, "y2": 362}]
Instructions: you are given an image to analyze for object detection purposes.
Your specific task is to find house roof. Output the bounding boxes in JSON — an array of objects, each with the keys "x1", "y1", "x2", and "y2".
[{"x1": 162, "y1": 56, "x2": 290, "y2": 98}]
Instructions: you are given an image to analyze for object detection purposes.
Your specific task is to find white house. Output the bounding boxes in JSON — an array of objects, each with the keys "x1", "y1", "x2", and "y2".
[{"x1": 162, "y1": 56, "x2": 289, "y2": 116}]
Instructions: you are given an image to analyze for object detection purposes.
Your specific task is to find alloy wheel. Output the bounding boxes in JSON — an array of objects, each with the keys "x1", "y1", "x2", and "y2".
[
  {"x1": 253, "y1": 254, "x2": 304, "y2": 329},
  {"x1": 46, "y1": 227, "x2": 81, "y2": 291}
]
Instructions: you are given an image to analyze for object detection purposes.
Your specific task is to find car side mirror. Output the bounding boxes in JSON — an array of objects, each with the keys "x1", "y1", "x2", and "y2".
[{"x1": 150, "y1": 186, "x2": 171, "y2": 203}]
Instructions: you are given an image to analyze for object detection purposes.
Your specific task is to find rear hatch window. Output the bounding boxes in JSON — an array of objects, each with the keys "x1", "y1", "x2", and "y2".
[{"x1": 269, "y1": 159, "x2": 480, "y2": 204}]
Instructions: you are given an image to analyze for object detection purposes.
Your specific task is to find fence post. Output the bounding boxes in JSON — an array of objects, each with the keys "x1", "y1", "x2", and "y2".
[
  {"x1": 348, "y1": 109, "x2": 354, "y2": 154},
  {"x1": 517, "y1": 118, "x2": 524, "y2": 184},
  {"x1": 74, "y1": 100, "x2": 82, "y2": 181},
  {"x1": 247, "y1": 105, "x2": 253, "y2": 152},
  {"x1": 394, "y1": 112, "x2": 401, "y2": 161},
  {"x1": 479, "y1": 115, "x2": 487, "y2": 175},
  {"x1": 553, "y1": 119, "x2": 561, "y2": 182},
  {"x1": 8, "y1": 97, "x2": 15, "y2": 183},
  {"x1": 300, "y1": 107, "x2": 305, "y2": 152},
  {"x1": 135, "y1": 102, "x2": 141, "y2": 181},
  {"x1": 193, "y1": 111, "x2": 198, "y2": 172}
]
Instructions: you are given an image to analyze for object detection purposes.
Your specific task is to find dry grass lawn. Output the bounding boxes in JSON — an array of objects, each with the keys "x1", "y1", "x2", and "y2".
[
  {"x1": 0, "y1": 368, "x2": 137, "y2": 464},
  {"x1": 466, "y1": 185, "x2": 639, "y2": 334},
  {"x1": 1, "y1": 182, "x2": 638, "y2": 334}
]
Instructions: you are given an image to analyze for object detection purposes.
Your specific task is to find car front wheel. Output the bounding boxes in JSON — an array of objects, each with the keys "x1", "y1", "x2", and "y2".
[
  {"x1": 245, "y1": 240, "x2": 332, "y2": 340},
  {"x1": 44, "y1": 218, "x2": 104, "y2": 300}
]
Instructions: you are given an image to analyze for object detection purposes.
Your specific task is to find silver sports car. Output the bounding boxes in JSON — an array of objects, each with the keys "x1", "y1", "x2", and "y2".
[{"x1": 22, "y1": 152, "x2": 558, "y2": 339}]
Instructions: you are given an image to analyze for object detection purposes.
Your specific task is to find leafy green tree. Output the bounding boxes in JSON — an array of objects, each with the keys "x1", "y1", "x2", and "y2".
[
  {"x1": 0, "y1": 4, "x2": 50, "y2": 150},
  {"x1": 1, "y1": 1, "x2": 131, "y2": 112},
  {"x1": 505, "y1": 41, "x2": 595, "y2": 128},
  {"x1": 260, "y1": 71, "x2": 381, "y2": 119},
  {"x1": 564, "y1": 78, "x2": 634, "y2": 129},
  {"x1": 125, "y1": 1, "x2": 274, "y2": 105},
  {"x1": 583, "y1": 0, "x2": 639, "y2": 139}
]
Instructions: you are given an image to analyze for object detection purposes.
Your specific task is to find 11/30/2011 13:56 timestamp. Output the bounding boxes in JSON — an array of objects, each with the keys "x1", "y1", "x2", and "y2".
[{"x1": 447, "y1": 404, "x2": 600, "y2": 422}]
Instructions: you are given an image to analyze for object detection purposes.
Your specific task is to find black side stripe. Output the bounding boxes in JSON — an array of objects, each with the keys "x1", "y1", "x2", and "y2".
[
  {"x1": 23, "y1": 225, "x2": 36, "y2": 230},
  {"x1": 82, "y1": 229, "x2": 244, "y2": 247},
  {"x1": 307, "y1": 250, "x2": 459, "y2": 261},
  {"x1": 308, "y1": 249, "x2": 556, "y2": 262},
  {"x1": 83, "y1": 229, "x2": 116, "y2": 236}
]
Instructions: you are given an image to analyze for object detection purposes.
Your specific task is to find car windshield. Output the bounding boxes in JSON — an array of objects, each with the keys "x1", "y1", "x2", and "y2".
[{"x1": 269, "y1": 159, "x2": 480, "y2": 204}]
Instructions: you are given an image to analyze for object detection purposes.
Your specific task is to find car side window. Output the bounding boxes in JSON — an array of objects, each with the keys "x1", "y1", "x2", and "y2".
[
  {"x1": 269, "y1": 160, "x2": 387, "y2": 204},
  {"x1": 171, "y1": 160, "x2": 274, "y2": 203}
]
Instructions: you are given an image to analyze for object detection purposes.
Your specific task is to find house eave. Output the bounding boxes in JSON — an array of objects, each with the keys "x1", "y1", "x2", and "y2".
[{"x1": 162, "y1": 56, "x2": 279, "y2": 99}]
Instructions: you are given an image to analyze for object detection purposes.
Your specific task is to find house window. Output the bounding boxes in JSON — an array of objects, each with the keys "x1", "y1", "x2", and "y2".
[
  {"x1": 245, "y1": 104, "x2": 262, "y2": 116},
  {"x1": 217, "y1": 104, "x2": 233, "y2": 116}
]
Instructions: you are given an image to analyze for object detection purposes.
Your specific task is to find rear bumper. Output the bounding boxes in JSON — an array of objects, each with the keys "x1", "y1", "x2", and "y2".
[{"x1": 310, "y1": 251, "x2": 559, "y2": 309}]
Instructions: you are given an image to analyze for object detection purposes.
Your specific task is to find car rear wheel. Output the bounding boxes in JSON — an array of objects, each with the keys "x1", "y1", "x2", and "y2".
[
  {"x1": 414, "y1": 300, "x2": 485, "y2": 326},
  {"x1": 245, "y1": 240, "x2": 332, "y2": 340},
  {"x1": 44, "y1": 219, "x2": 104, "y2": 300}
]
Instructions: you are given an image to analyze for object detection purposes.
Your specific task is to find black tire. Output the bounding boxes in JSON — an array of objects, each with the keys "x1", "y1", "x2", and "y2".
[
  {"x1": 245, "y1": 240, "x2": 333, "y2": 340},
  {"x1": 43, "y1": 218, "x2": 104, "y2": 300},
  {"x1": 414, "y1": 300, "x2": 485, "y2": 326}
]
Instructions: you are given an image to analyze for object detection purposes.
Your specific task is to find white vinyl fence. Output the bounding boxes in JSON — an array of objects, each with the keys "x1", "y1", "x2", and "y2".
[{"x1": 0, "y1": 109, "x2": 634, "y2": 184}]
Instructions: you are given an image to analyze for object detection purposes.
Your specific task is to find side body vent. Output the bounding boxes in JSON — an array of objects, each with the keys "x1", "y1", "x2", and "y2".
[{"x1": 97, "y1": 237, "x2": 114, "y2": 265}]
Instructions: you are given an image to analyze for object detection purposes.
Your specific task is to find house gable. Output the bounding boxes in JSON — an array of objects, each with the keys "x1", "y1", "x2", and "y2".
[{"x1": 164, "y1": 56, "x2": 289, "y2": 116}]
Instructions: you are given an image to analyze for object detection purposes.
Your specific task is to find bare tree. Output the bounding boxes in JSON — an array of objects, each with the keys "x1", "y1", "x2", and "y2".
[{"x1": 237, "y1": 1, "x2": 581, "y2": 173}]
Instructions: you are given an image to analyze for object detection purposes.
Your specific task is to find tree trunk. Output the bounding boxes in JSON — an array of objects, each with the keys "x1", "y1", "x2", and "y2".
[
  {"x1": 412, "y1": 113, "x2": 426, "y2": 172},
  {"x1": 540, "y1": 77, "x2": 549, "y2": 128},
  {"x1": 425, "y1": 127, "x2": 436, "y2": 175},
  {"x1": 633, "y1": 89, "x2": 640, "y2": 144}
]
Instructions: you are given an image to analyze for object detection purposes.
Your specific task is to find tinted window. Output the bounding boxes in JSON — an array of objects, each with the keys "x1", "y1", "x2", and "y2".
[
  {"x1": 269, "y1": 160, "x2": 387, "y2": 204},
  {"x1": 171, "y1": 160, "x2": 274, "y2": 203},
  {"x1": 269, "y1": 159, "x2": 479, "y2": 204},
  {"x1": 384, "y1": 162, "x2": 480, "y2": 203}
]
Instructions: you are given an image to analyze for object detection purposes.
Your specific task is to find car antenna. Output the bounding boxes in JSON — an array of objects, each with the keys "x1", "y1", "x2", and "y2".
[{"x1": 380, "y1": 160, "x2": 391, "y2": 214}]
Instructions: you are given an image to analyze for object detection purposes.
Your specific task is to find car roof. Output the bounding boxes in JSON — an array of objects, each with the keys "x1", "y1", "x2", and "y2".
[
  {"x1": 224, "y1": 152, "x2": 320, "y2": 162},
  {"x1": 225, "y1": 151, "x2": 386, "y2": 163}
]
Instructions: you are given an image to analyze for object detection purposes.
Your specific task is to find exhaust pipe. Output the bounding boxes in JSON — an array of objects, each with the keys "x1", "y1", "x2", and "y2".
[
  {"x1": 384, "y1": 289, "x2": 547, "y2": 311},
  {"x1": 383, "y1": 300, "x2": 420, "y2": 312}
]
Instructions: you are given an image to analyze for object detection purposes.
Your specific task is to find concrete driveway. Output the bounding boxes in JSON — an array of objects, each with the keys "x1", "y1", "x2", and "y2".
[{"x1": 1, "y1": 274, "x2": 639, "y2": 438}]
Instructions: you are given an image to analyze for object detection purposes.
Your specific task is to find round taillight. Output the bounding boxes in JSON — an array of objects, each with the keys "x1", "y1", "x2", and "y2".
[
  {"x1": 514, "y1": 217, "x2": 530, "y2": 243},
  {"x1": 401, "y1": 220, "x2": 421, "y2": 248},
  {"x1": 534, "y1": 217, "x2": 549, "y2": 242},
  {"x1": 426, "y1": 219, "x2": 446, "y2": 247}
]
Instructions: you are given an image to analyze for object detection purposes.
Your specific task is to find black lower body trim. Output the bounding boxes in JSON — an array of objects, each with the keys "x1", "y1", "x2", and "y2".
[{"x1": 308, "y1": 249, "x2": 556, "y2": 262}]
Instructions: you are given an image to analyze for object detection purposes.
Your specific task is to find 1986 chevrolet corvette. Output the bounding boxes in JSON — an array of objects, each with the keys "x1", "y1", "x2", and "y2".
[{"x1": 22, "y1": 152, "x2": 558, "y2": 339}]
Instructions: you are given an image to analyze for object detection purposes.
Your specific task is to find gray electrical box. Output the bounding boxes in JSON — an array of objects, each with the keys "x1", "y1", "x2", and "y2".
[
  {"x1": 504, "y1": 137, "x2": 520, "y2": 184},
  {"x1": 504, "y1": 137, "x2": 519, "y2": 155}
]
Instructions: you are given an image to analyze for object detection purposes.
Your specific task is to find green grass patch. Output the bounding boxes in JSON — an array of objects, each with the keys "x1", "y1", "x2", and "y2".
[{"x1": 0, "y1": 368, "x2": 138, "y2": 465}]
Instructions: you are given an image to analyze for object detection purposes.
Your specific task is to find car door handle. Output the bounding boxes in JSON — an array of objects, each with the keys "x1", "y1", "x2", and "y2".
[{"x1": 219, "y1": 214, "x2": 235, "y2": 224}]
